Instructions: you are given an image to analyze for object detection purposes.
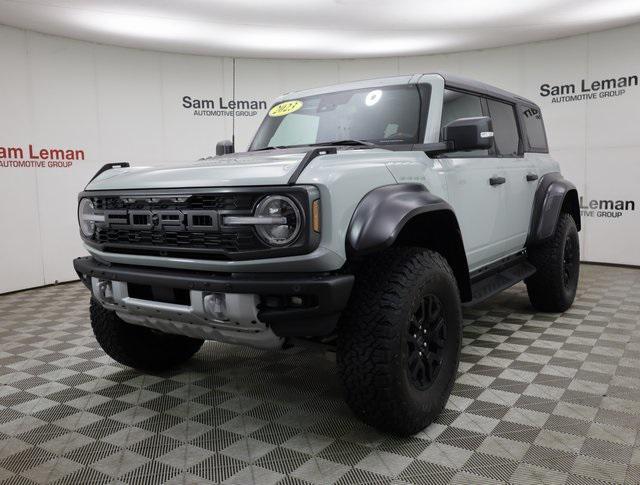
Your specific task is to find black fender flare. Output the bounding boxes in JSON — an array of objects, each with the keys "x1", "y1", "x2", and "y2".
[
  {"x1": 346, "y1": 183, "x2": 472, "y2": 301},
  {"x1": 346, "y1": 184, "x2": 451, "y2": 254},
  {"x1": 527, "y1": 172, "x2": 581, "y2": 245}
]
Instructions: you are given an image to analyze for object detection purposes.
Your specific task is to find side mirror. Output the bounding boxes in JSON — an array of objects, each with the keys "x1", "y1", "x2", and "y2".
[
  {"x1": 216, "y1": 140, "x2": 235, "y2": 156},
  {"x1": 442, "y1": 116, "x2": 493, "y2": 151}
]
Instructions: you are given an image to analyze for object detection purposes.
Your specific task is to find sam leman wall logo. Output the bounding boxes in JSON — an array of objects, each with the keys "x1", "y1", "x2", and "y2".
[
  {"x1": 182, "y1": 96, "x2": 267, "y2": 117},
  {"x1": 0, "y1": 144, "x2": 84, "y2": 168},
  {"x1": 539, "y1": 73, "x2": 638, "y2": 103},
  {"x1": 580, "y1": 196, "x2": 636, "y2": 219}
]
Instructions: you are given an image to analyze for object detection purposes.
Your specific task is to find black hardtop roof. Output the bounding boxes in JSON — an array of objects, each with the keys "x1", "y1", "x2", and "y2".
[{"x1": 437, "y1": 73, "x2": 539, "y2": 108}]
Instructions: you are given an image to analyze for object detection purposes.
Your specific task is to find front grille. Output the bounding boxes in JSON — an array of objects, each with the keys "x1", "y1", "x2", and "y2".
[
  {"x1": 88, "y1": 192, "x2": 267, "y2": 257},
  {"x1": 95, "y1": 227, "x2": 261, "y2": 253},
  {"x1": 81, "y1": 187, "x2": 319, "y2": 261},
  {"x1": 93, "y1": 193, "x2": 256, "y2": 211}
]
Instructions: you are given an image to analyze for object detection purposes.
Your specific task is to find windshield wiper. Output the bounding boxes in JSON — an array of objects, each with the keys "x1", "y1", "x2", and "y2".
[
  {"x1": 252, "y1": 139, "x2": 377, "y2": 152},
  {"x1": 253, "y1": 145, "x2": 288, "y2": 151},
  {"x1": 310, "y1": 139, "x2": 377, "y2": 147}
]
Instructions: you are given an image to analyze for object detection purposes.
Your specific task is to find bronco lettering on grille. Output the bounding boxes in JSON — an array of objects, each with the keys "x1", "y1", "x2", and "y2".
[{"x1": 103, "y1": 209, "x2": 219, "y2": 232}]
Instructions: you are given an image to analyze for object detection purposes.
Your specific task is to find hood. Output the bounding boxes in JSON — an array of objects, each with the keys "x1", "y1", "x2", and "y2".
[{"x1": 85, "y1": 150, "x2": 309, "y2": 190}]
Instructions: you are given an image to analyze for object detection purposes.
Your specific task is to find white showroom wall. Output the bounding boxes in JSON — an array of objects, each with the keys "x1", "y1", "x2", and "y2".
[
  {"x1": 1, "y1": 22, "x2": 639, "y2": 293},
  {"x1": 0, "y1": 26, "x2": 235, "y2": 293}
]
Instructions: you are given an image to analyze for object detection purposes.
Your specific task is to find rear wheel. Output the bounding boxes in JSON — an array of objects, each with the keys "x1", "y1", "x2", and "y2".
[
  {"x1": 90, "y1": 298, "x2": 204, "y2": 371},
  {"x1": 337, "y1": 247, "x2": 462, "y2": 436},
  {"x1": 526, "y1": 213, "x2": 580, "y2": 312}
]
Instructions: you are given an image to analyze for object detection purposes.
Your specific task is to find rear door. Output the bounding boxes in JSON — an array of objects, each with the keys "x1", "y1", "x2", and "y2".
[
  {"x1": 439, "y1": 89, "x2": 508, "y2": 271},
  {"x1": 486, "y1": 99, "x2": 536, "y2": 253}
]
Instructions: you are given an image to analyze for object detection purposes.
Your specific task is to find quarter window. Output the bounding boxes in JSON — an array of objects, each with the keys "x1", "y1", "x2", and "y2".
[
  {"x1": 519, "y1": 105, "x2": 548, "y2": 151},
  {"x1": 486, "y1": 99, "x2": 521, "y2": 157}
]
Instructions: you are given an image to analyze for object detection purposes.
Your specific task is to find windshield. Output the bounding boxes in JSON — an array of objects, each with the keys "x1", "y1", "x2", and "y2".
[{"x1": 249, "y1": 85, "x2": 422, "y2": 151}]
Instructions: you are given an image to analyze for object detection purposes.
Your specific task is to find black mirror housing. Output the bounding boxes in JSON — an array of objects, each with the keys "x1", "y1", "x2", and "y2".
[
  {"x1": 216, "y1": 140, "x2": 235, "y2": 156},
  {"x1": 442, "y1": 116, "x2": 493, "y2": 151}
]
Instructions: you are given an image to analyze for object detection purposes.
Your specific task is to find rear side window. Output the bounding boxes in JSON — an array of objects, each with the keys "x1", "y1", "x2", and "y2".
[
  {"x1": 441, "y1": 89, "x2": 488, "y2": 157},
  {"x1": 520, "y1": 105, "x2": 548, "y2": 152},
  {"x1": 486, "y1": 99, "x2": 521, "y2": 157}
]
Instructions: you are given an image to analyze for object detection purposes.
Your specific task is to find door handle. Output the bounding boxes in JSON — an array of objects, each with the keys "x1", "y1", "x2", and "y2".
[
  {"x1": 489, "y1": 176, "x2": 506, "y2": 186},
  {"x1": 526, "y1": 173, "x2": 539, "y2": 182}
]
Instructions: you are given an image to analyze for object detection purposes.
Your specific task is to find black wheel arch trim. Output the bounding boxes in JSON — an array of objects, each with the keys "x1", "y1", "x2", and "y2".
[
  {"x1": 527, "y1": 172, "x2": 581, "y2": 245},
  {"x1": 346, "y1": 183, "x2": 472, "y2": 301}
]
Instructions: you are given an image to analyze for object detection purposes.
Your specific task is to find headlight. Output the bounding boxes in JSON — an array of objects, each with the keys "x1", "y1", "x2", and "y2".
[
  {"x1": 78, "y1": 198, "x2": 101, "y2": 238},
  {"x1": 254, "y1": 195, "x2": 302, "y2": 246},
  {"x1": 222, "y1": 194, "x2": 309, "y2": 247}
]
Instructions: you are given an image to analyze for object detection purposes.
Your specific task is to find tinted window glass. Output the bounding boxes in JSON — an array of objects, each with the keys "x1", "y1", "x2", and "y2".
[
  {"x1": 487, "y1": 99, "x2": 520, "y2": 156},
  {"x1": 441, "y1": 90, "x2": 483, "y2": 125},
  {"x1": 520, "y1": 105, "x2": 548, "y2": 151},
  {"x1": 440, "y1": 89, "x2": 488, "y2": 157},
  {"x1": 251, "y1": 85, "x2": 421, "y2": 150}
]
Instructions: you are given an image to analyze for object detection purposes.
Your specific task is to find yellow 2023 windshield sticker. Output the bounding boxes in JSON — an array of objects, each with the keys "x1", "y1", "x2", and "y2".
[{"x1": 269, "y1": 100, "x2": 303, "y2": 117}]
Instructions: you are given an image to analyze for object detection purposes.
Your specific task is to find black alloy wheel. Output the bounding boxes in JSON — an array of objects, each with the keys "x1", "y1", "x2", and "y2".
[
  {"x1": 407, "y1": 294, "x2": 447, "y2": 390},
  {"x1": 563, "y1": 235, "x2": 578, "y2": 289}
]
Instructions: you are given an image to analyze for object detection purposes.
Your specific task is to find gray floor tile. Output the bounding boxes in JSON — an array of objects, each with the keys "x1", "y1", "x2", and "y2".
[{"x1": 1, "y1": 264, "x2": 640, "y2": 484}]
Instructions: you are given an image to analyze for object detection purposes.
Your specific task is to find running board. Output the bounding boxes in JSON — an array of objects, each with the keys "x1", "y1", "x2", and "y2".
[{"x1": 464, "y1": 260, "x2": 536, "y2": 307}]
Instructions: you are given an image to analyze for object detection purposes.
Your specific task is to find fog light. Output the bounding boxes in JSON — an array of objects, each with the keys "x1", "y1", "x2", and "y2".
[
  {"x1": 263, "y1": 296, "x2": 285, "y2": 308},
  {"x1": 290, "y1": 296, "x2": 304, "y2": 307},
  {"x1": 97, "y1": 280, "x2": 114, "y2": 303},
  {"x1": 203, "y1": 293, "x2": 228, "y2": 321}
]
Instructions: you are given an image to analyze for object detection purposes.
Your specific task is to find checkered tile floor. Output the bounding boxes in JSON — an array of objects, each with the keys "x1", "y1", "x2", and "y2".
[{"x1": 1, "y1": 263, "x2": 639, "y2": 485}]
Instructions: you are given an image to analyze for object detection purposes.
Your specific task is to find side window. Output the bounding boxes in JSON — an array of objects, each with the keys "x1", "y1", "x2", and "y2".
[
  {"x1": 519, "y1": 105, "x2": 548, "y2": 152},
  {"x1": 441, "y1": 89, "x2": 483, "y2": 125},
  {"x1": 486, "y1": 99, "x2": 521, "y2": 157},
  {"x1": 440, "y1": 89, "x2": 488, "y2": 157}
]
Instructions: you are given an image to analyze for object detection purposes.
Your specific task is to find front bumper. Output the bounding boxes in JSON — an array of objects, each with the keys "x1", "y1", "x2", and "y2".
[
  {"x1": 73, "y1": 256, "x2": 354, "y2": 338},
  {"x1": 83, "y1": 243, "x2": 346, "y2": 273}
]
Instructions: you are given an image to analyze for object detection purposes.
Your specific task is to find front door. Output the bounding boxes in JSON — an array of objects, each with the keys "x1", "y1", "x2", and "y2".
[{"x1": 439, "y1": 89, "x2": 509, "y2": 271}]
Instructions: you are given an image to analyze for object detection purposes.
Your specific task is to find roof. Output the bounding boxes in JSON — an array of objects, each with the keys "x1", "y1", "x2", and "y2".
[
  {"x1": 276, "y1": 72, "x2": 539, "y2": 108},
  {"x1": 438, "y1": 73, "x2": 537, "y2": 107},
  {"x1": 274, "y1": 74, "x2": 416, "y2": 101}
]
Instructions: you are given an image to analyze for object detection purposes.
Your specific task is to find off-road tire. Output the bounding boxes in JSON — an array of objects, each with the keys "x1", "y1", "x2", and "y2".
[
  {"x1": 526, "y1": 213, "x2": 580, "y2": 312},
  {"x1": 337, "y1": 247, "x2": 462, "y2": 436},
  {"x1": 90, "y1": 297, "x2": 204, "y2": 371}
]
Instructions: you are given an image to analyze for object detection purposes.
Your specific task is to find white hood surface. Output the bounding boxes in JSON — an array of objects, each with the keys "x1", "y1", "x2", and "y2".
[{"x1": 86, "y1": 151, "x2": 308, "y2": 190}]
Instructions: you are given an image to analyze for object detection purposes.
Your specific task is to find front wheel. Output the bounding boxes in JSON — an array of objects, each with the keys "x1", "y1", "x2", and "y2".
[
  {"x1": 337, "y1": 247, "x2": 462, "y2": 436},
  {"x1": 526, "y1": 213, "x2": 580, "y2": 312}
]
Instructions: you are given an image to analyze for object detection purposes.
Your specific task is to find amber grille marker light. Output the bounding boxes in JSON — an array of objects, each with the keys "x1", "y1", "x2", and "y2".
[{"x1": 312, "y1": 200, "x2": 321, "y2": 232}]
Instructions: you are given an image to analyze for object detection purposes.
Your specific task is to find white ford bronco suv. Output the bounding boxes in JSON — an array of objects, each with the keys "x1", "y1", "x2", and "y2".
[{"x1": 74, "y1": 73, "x2": 580, "y2": 436}]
